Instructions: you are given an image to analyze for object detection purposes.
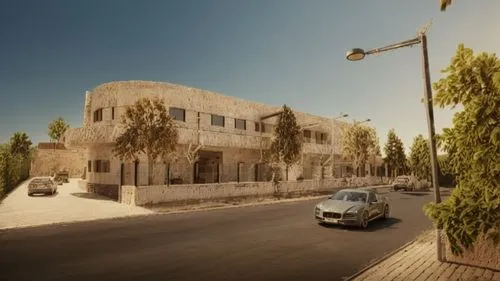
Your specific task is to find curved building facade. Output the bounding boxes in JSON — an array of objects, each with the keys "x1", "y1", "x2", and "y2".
[{"x1": 64, "y1": 81, "x2": 360, "y2": 199}]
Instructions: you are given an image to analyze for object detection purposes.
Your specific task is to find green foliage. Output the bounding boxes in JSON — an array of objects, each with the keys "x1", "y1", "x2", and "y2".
[
  {"x1": 269, "y1": 105, "x2": 303, "y2": 168},
  {"x1": 409, "y1": 134, "x2": 431, "y2": 180},
  {"x1": 0, "y1": 135, "x2": 32, "y2": 198},
  {"x1": 383, "y1": 129, "x2": 407, "y2": 177},
  {"x1": 9, "y1": 132, "x2": 32, "y2": 157},
  {"x1": 48, "y1": 117, "x2": 69, "y2": 142},
  {"x1": 342, "y1": 124, "x2": 378, "y2": 176},
  {"x1": 424, "y1": 44, "x2": 500, "y2": 255},
  {"x1": 113, "y1": 97, "x2": 179, "y2": 185}
]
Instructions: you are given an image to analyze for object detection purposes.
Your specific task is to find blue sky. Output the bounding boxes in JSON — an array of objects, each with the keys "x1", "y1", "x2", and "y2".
[{"x1": 1, "y1": 0, "x2": 499, "y2": 154}]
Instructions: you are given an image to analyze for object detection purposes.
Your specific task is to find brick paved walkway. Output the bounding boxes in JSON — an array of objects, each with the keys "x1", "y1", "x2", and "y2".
[{"x1": 352, "y1": 232, "x2": 500, "y2": 281}]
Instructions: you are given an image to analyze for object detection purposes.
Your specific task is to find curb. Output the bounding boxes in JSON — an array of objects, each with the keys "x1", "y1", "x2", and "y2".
[{"x1": 343, "y1": 239, "x2": 417, "y2": 281}]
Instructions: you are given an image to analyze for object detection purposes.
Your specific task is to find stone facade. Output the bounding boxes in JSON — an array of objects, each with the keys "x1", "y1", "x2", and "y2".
[
  {"x1": 122, "y1": 176, "x2": 390, "y2": 206},
  {"x1": 30, "y1": 145, "x2": 87, "y2": 177},
  {"x1": 63, "y1": 80, "x2": 383, "y2": 198}
]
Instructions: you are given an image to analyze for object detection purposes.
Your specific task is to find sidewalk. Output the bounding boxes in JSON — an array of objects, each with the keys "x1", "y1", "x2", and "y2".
[{"x1": 350, "y1": 230, "x2": 500, "y2": 281}]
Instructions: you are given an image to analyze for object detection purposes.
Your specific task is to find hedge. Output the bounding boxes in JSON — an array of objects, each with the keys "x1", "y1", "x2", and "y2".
[{"x1": 0, "y1": 144, "x2": 31, "y2": 198}]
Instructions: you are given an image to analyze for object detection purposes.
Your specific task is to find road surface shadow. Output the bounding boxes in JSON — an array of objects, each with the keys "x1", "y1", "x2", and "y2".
[
  {"x1": 29, "y1": 191, "x2": 59, "y2": 198},
  {"x1": 399, "y1": 192, "x2": 430, "y2": 196},
  {"x1": 71, "y1": 192, "x2": 114, "y2": 201},
  {"x1": 321, "y1": 217, "x2": 402, "y2": 232}
]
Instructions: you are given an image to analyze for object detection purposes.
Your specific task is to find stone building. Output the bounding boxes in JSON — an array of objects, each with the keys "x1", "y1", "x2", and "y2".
[{"x1": 63, "y1": 81, "x2": 380, "y2": 198}]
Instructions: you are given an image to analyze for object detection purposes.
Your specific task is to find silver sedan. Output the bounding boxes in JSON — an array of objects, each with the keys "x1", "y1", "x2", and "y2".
[{"x1": 314, "y1": 188, "x2": 390, "y2": 228}]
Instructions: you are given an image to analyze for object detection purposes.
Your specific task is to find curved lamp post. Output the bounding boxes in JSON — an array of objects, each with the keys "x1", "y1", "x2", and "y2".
[
  {"x1": 353, "y1": 118, "x2": 371, "y2": 125},
  {"x1": 345, "y1": 31, "x2": 443, "y2": 261},
  {"x1": 331, "y1": 113, "x2": 349, "y2": 178}
]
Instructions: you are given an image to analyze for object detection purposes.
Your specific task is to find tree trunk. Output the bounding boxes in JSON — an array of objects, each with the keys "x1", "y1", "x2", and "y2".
[
  {"x1": 285, "y1": 165, "x2": 289, "y2": 181},
  {"x1": 147, "y1": 156, "x2": 154, "y2": 186}
]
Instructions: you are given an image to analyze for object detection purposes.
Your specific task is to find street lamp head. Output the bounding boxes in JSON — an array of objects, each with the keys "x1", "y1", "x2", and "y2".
[
  {"x1": 342, "y1": 114, "x2": 349, "y2": 117},
  {"x1": 346, "y1": 48, "x2": 366, "y2": 61}
]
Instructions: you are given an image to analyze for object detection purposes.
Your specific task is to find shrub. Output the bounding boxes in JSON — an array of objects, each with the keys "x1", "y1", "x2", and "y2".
[{"x1": 423, "y1": 44, "x2": 500, "y2": 255}]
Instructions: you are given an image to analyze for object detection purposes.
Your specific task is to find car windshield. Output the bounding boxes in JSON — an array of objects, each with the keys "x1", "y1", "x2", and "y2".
[
  {"x1": 31, "y1": 178, "x2": 51, "y2": 184},
  {"x1": 396, "y1": 177, "x2": 409, "y2": 182},
  {"x1": 331, "y1": 191, "x2": 367, "y2": 203}
]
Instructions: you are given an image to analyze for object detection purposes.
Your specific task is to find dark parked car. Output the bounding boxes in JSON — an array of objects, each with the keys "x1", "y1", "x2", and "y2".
[
  {"x1": 53, "y1": 171, "x2": 69, "y2": 185},
  {"x1": 28, "y1": 177, "x2": 57, "y2": 196}
]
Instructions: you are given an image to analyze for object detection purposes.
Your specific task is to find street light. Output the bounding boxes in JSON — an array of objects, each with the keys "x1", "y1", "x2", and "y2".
[
  {"x1": 331, "y1": 113, "x2": 349, "y2": 178},
  {"x1": 345, "y1": 29, "x2": 443, "y2": 261},
  {"x1": 353, "y1": 118, "x2": 371, "y2": 125}
]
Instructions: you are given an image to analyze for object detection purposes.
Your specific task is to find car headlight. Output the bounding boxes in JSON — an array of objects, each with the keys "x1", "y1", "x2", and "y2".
[{"x1": 344, "y1": 208, "x2": 360, "y2": 216}]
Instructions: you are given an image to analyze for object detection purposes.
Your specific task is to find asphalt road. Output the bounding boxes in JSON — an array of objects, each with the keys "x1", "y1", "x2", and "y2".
[{"x1": 0, "y1": 190, "x2": 439, "y2": 281}]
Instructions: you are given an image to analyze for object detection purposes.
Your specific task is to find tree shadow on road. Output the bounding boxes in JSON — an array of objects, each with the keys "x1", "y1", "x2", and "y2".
[{"x1": 71, "y1": 192, "x2": 114, "y2": 201}]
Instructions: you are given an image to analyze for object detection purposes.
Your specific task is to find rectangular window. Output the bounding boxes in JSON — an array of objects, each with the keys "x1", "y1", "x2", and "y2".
[
  {"x1": 103, "y1": 160, "x2": 110, "y2": 173},
  {"x1": 169, "y1": 107, "x2": 186, "y2": 122},
  {"x1": 235, "y1": 119, "x2": 246, "y2": 130},
  {"x1": 303, "y1": 130, "x2": 311, "y2": 139},
  {"x1": 315, "y1": 132, "x2": 327, "y2": 144},
  {"x1": 211, "y1": 114, "x2": 225, "y2": 127},
  {"x1": 111, "y1": 107, "x2": 115, "y2": 120},
  {"x1": 95, "y1": 160, "x2": 102, "y2": 173},
  {"x1": 255, "y1": 122, "x2": 266, "y2": 132},
  {"x1": 93, "y1": 109, "x2": 103, "y2": 122},
  {"x1": 88, "y1": 160, "x2": 92, "y2": 172}
]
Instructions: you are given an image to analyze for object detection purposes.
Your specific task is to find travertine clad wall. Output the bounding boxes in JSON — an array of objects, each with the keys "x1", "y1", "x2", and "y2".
[{"x1": 30, "y1": 147, "x2": 86, "y2": 177}]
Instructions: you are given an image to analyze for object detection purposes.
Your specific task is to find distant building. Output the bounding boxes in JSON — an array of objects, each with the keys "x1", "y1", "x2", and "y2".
[{"x1": 63, "y1": 81, "x2": 381, "y2": 199}]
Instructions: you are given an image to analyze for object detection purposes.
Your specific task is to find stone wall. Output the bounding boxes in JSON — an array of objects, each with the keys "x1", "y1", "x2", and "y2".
[
  {"x1": 87, "y1": 183, "x2": 119, "y2": 201},
  {"x1": 121, "y1": 176, "x2": 390, "y2": 206},
  {"x1": 30, "y1": 147, "x2": 86, "y2": 177},
  {"x1": 443, "y1": 232, "x2": 500, "y2": 271}
]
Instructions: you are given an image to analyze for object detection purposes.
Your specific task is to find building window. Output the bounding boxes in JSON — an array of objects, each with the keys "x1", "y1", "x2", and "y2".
[
  {"x1": 95, "y1": 160, "x2": 102, "y2": 173},
  {"x1": 93, "y1": 109, "x2": 103, "y2": 122},
  {"x1": 316, "y1": 132, "x2": 327, "y2": 144},
  {"x1": 93, "y1": 160, "x2": 110, "y2": 173},
  {"x1": 255, "y1": 122, "x2": 266, "y2": 132},
  {"x1": 102, "y1": 160, "x2": 110, "y2": 173},
  {"x1": 211, "y1": 114, "x2": 225, "y2": 127},
  {"x1": 169, "y1": 107, "x2": 186, "y2": 122},
  {"x1": 235, "y1": 119, "x2": 246, "y2": 130},
  {"x1": 303, "y1": 130, "x2": 312, "y2": 142},
  {"x1": 111, "y1": 107, "x2": 115, "y2": 120},
  {"x1": 88, "y1": 160, "x2": 92, "y2": 172}
]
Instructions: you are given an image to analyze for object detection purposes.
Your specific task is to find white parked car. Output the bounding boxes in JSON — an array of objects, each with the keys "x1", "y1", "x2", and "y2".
[{"x1": 27, "y1": 177, "x2": 57, "y2": 196}]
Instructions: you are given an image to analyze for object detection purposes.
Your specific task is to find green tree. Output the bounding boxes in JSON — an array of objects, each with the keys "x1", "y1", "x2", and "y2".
[
  {"x1": 266, "y1": 105, "x2": 303, "y2": 181},
  {"x1": 113, "y1": 97, "x2": 178, "y2": 185},
  {"x1": 424, "y1": 44, "x2": 500, "y2": 255},
  {"x1": 342, "y1": 124, "x2": 377, "y2": 177},
  {"x1": 383, "y1": 129, "x2": 407, "y2": 177},
  {"x1": 409, "y1": 134, "x2": 431, "y2": 180},
  {"x1": 48, "y1": 117, "x2": 70, "y2": 142},
  {"x1": 9, "y1": 132, "x2": 32, "y2": 157}
]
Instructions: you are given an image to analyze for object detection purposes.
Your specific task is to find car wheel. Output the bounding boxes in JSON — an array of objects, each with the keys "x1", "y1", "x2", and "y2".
[
  {"x1": 360, "y1": 212, "x2": 369, "y2": 229},
  {"x1": 383, "y1": 205, "x2": 390, "y2": 219}
]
